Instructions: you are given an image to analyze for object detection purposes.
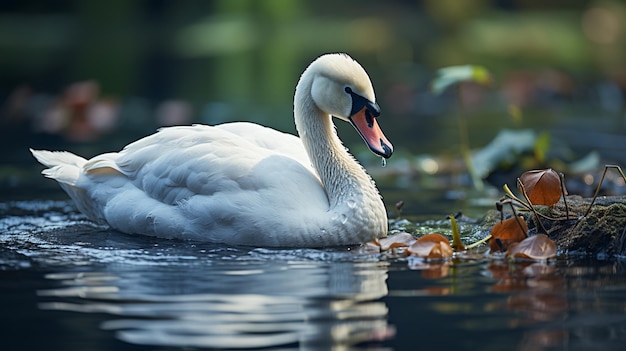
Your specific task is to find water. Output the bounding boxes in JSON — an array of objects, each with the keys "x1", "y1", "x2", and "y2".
[{"x1": 2, "y1": 200, "x2": 626, "y2": 350}]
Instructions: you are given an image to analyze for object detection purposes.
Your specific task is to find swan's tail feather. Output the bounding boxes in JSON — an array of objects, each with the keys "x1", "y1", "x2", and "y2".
[
  {"x1": 30, "y1": 149, "x2": 86, "y2": 168},
  {"x1": 30, "y1": 149, "x2": 87, "y2": 186},
  {"x1": 30, "y1": 148, "x2": 106, "y2": 224}
]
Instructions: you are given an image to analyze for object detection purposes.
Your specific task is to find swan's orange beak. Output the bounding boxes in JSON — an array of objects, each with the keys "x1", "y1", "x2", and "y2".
[{"x1": 349, "y1": 106, "x2": 393, "y2": 159}]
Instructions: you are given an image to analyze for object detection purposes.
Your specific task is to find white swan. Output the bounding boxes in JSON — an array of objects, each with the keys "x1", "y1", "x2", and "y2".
[{"x1": 31, "y1": 53, "x2": 393, "y2": 247}]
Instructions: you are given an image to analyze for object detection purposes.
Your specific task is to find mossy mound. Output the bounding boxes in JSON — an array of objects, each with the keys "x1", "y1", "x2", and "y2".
[{"x1": 480, "y1": 195, "x2": 626, "y2": 257}]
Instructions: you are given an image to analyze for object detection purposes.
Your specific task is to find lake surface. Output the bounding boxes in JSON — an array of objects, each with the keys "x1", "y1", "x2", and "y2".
[{"x1": 1, "y1": 199, "x2": 626, "y2": 351}]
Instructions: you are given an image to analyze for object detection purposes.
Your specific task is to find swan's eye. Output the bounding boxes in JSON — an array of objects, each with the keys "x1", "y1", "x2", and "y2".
[{"x1": 344, "y1": 86, "x2": 353, "y2": 94}]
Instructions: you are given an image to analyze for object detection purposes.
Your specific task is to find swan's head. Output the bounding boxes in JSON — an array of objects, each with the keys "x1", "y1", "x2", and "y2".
[{"x1": 306, "y1": 53, "x2": 393, "y2": 159}]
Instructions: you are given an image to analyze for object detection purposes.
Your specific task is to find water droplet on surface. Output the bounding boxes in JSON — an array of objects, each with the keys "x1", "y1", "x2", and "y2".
[
  {"x1": 346, "y1": 199, "x2": 357, "y2": 209},
  {"x1": 381, "y1": 158, "x2": 387, "y2": 167},
  {"x1": 340, "y1": 214, "x2": 348, "y2": 224}
]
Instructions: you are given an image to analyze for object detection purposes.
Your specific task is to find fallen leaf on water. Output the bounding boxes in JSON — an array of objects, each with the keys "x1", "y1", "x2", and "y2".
[
  {"x1": 519, "y1": 169, "x2": 566, "y2": 206},
  {"x1": 408, "y1": 233, "x2": 453, "y2": 259},
  {"x1": 376, "y1": 232, "x2": 416, "y2": 251},
  {"x1": 357, "y1": 241, "x2": 383, "y2": 254},
  {"x1": 489, "y1": 216, "x2": 528, "y2": 252},
  {"x1": 506, "y1": 234, "x2": 557, "y2": 260}
]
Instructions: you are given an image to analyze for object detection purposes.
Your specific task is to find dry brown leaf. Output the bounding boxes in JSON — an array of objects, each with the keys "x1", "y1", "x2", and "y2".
[
  {"x1": 489, "y1": 216, "x2": 528, "y2": 252},
  {"x1": 408, "y1": 233, "x2": 453, "y2": 258},
  {"x1": 377, "y1": 232, "x2": 416, "y2": 251},
  {"x1": 519, "y1": 169, "x2": 565, "y2": 206},
  {"x1": 506, "y1": 234, "x2": 557, "y2": 260},
  {"x1": 358, "y1": 241, "x2": 383, "y2": 254},
  {"x1": 416, "y1": 233, "x2": 450, "y2": 244}
]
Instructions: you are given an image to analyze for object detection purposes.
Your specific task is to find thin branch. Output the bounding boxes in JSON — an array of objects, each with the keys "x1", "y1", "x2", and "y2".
[
  {"x1": 457, "y1": 84, "x2": 484, "y2": 191},
  {"x1": 517, "y1": 178, "x2": 549, "y2": 233},
  {"x1": 465, "y1": 235, "x2": 492, "y2": 250},
  {"x1": 503, "y1": 184, "x2": 533, "y2": 211},
  {"x1": 583, "y1": 165, "x2": 626, "y2": 218},
  {"x1": 558, "y1": 172, "x2": 569, "y2": 220},
  {"x1": 499, "y1": 198, "x2": 529, "y2": 238}
]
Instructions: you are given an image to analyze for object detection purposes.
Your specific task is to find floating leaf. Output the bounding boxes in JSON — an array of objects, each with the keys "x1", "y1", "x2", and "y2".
[
  {"x1": 431, "y1": 65, "x2": 492, "y2": 95},
  {"x1": 376, "y1": 232, "x2": 416, "y2": 251},
  {"x1": 489, "y1": 216, "x2": 528, "y2": 252},
  {"x1": 358, "y1": 241, "x2": 384, "y2": 254},
  {"x1": 408, "y1": 233, "x2": 453, "y2": 259},
  {"x1": 506, "y1": 234, "x2": 557, "y2": 260},
  {"x1": 519, "y1": 169, "x2": 564, "y2": 206},
  {"x1": 416, "y1": 233, "x2": 450, "y2": 244}
]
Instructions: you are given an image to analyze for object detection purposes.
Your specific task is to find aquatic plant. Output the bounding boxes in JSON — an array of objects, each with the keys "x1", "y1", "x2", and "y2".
[
  {"x1": 371, "y1": 165, "x2": 626, "y2": 262},
  {"x1": 430, "y1": 64, "x2": 492, "y2": 191}
]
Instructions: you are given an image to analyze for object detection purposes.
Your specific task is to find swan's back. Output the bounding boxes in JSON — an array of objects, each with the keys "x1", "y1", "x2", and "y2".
[{"x1": 115, "y1": 124, "x2": 316, "y2": 196}]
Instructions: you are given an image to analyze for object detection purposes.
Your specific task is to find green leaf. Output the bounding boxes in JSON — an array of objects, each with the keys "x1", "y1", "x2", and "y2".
[
  {"x1": 448, "y1": 215, "x2": 465, "y2": 251},
  {"x1": 431, "y1": 65, "x2": 492, "y2": 95},
  {"x1": 533, "y1": 130, "x2": 550, "y2": 164}
]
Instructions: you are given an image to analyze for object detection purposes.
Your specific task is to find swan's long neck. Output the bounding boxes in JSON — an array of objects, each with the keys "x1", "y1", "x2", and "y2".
[
  {"x1": 294, "y1": 73, "x2": 387, "y2": 238},
  {"x1": 299, "y1": 115, "x2": 364, "y2": 207}
]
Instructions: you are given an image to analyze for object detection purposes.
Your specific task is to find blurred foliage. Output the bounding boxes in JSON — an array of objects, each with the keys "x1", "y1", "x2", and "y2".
[
  {"x1": 431, "y1": 65, "x2": 492, "y2": 95},
  {"x1": 1, "y1": 0, "x2": 626, "y2": 194},
  {"x1": 1, "y1": 0, "x2": 625, "y2": 109}
]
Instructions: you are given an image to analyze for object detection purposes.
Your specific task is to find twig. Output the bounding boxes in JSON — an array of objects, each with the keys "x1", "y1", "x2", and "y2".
[
  {"x1": 558, "y1": 171, "x2": 569, "y2": 220},
  {"x1": 517, "y1": 178, "x2": 549, "y2": 234},
  {"x1": 465, "y1": 235, "x2": 492, "y2": 250},
  {"x1": 498, "y1": 198, "x2": 529, "y2": 237},
  {"x1": 583, "y1": 165, "x2": 626, "y2": 218}
]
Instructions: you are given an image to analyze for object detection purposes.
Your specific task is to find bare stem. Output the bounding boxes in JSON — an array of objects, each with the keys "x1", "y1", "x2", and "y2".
[
  {"x1": 559, "y1": 172, "x2": 569, "y2": 220},
  {"x1": 457, "y1": 84, "x2": 483, "y2": 191},
  {"x1": 499, "y1": 198, "x2": 529, "y2": 238},
  {"x1": 502, "y1": 184, "x2": 532, "y2": 211},
  {"x1": 583, "y1": 165, "x2": 626, "y2": 218},
  {"x1": 465, "y1": 235, "x2": 492, "y2": 250},
  {"x1": 517, "y1": 178, "x2": 549, "y2": 234}
]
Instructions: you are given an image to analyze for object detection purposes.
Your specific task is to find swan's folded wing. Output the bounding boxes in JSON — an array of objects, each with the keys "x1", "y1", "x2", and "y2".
[
  {"x1": 107, "y1": 124, "x2": 323, "y2": 207},
  {"x1": 215, "y1": 122, "x2": 311, "y2": 167},
  {"x1": 84, "y1": 153, "x2": 126, "y2": 177}
]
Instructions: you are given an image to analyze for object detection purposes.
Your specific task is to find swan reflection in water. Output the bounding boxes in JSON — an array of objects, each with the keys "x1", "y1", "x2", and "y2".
[{"x1": 38, "y1": 249, "x2": 393, "y2": 349}]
